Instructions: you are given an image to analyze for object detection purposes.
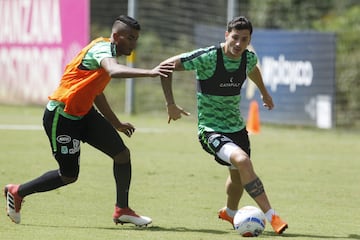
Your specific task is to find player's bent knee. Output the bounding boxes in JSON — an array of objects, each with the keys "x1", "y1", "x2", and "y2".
[
  {"x1": 113, "y1": 147, "x2": 130, "y2": 164},
  {"x1": 231, "y1": 151, "x2": 250, "y2": 169},
  {"x1": 61, "y1": 175, "x2": 78, "y2": 184}
]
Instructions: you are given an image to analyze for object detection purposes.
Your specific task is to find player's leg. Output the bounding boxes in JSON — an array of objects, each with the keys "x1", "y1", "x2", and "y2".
[
  {"x1": 226, "y1": 129, "x2": 288, "y2": 234},
  {"x1": 17, "y1": 108, "x2": 81, "y2": 195},
  {"x1": 229, "y1": 148, "x2": 287, "y2": 233},
  {"x1": 226, "y1": 169, "x2": 243, "y2": 210},
  {"x1": 221, "y1": 130, "x2": 278, "y2": 222},
  {"x1": 229, "y1": 147, "x2": 271, "y2": 212},
  {"x1": 5, "y1": 168, "x2": 72, "y2": 224},
  {"x1": 218, "y1": 169, "x2": 244, "y2": 224},
  {"x1": 198, "y1": 131, "x2": 244, "y2": 225},
  {"x1": 4, "y1": 108, "x2": 80, "y2": 224},
  {"x1": 204, "y1": 130, "x2": 287, "y2": 233},
  {"x1": 83, "y1": 108, "x2": 151, "y2": 226},
  {"x1": 82, "y1": 108, "x2": 131, "y2": 209}
]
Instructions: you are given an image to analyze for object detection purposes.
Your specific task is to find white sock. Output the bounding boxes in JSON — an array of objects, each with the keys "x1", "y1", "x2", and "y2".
[
  {"x1": 265, "y1": 209, "x2": 276, "y2": 222},
  {"x1": 226, "y1": 207, "x2": 237, "y2": 217}
]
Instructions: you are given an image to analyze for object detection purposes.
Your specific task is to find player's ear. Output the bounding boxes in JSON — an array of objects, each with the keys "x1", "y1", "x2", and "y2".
[
  {"x1": 225, "y1": 31, "x2": 230, "y2": 40},
  {"x1": 112, "y1": 32, "x2": 118, "y2": 40}
]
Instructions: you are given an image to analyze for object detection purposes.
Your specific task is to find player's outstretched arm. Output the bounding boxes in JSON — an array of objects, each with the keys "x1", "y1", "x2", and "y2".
[
  {"x1": 248, "y1": 65, "x2": 274, "y2": 110},
  {"x1": 160, "y1": 56, "x2": 190, "y2": 123},
  {"x1": 94, "y1": 93, "x2": 135, "y2": 137},
  {"x1": 101, "y1": 57, "x2": 175, "y2": 79}
]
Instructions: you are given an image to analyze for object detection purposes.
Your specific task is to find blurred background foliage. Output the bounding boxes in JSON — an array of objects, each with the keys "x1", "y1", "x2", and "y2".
[{"x1": 90, "y1": 0, "x2": 359, "y2": 128}]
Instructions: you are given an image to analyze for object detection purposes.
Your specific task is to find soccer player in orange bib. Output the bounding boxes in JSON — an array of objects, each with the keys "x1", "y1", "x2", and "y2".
[{"x1": 4, "y1": 15, "x2": 174, "y2": 226}]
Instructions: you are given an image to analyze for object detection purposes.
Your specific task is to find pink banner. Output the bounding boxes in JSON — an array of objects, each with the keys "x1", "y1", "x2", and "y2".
[{"x1": 0, "y1": 0, "x2": 89, "y2": 104}]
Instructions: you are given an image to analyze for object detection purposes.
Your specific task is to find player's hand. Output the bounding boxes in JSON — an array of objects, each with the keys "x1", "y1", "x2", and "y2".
[
  {"x1": 150, "y1": 62, "x2": 175, "y2": 78},
  {"x1": 262, "y1": 94, "x2": 274, "y2": 110},
  {"x1": 166, "y1": 104, "x2": 190, "y2": 123},
  {"x1": 116, "y1": 122, "x2": 135, "y2": 137}
]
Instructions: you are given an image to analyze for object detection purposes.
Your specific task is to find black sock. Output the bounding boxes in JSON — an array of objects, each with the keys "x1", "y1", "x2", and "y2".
[
  {"x1": 113, "y1": 161, "x2": 131, "y2": 208},
  {"x1": 18, "y1": 170, "x2": 66, "y2": 198}
]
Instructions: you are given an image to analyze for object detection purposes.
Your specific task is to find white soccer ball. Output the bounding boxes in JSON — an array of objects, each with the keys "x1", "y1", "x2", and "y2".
[{"x1": 233, "y1": 206, "x2": 266, "y2": 237}]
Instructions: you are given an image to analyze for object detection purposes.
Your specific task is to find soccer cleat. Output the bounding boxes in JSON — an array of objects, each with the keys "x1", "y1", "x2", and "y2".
[
  {"x1": 4, "y1": 184, "x2": 23, "y2": 224},
  {"x1": 218, "y1": 207, "x2": 234, "y2": 226},
  {"x1": 270, "y1": 214, "x2": 288, "y2": 234},
  {"x1": 113, "y1": 206, "x2": 152, "y2": 227}
]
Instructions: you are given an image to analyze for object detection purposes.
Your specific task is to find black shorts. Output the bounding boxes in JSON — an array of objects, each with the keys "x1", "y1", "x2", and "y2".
[
  {"x1": 42, "y1": 106, "x2": 126, "y2": 177},
  {"x1": 198, "y1": 128, "x2": 250, "y2": 166}
]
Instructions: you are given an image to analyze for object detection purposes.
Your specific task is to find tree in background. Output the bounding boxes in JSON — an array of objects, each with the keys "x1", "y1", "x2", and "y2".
[{"x1": 313, "y1": 5, "x2": 360, "y2": 127}]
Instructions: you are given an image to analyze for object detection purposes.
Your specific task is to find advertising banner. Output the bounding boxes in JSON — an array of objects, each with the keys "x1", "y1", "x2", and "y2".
[
  {"x1": 0, "y1": 0, "x2": 89, "y2": 104},
  {"x1": 244, "y1": 30, "x2": 336, "y2": 128}
]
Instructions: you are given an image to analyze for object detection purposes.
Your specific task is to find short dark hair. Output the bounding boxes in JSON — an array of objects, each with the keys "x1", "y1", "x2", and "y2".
[
  {"x1": 227, "y1": 16, "x2": 252, "y2": 34},
  {"x1": 115, "y1": 15, "x2": 141, "y2": 30}
]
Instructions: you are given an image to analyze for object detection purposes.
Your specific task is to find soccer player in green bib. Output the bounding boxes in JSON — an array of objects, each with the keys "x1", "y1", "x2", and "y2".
[{"x1": 160, "y1": 16, "x2": 288, "y2": 234}]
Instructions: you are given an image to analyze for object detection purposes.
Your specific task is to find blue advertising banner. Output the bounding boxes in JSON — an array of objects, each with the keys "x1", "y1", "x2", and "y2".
[{"x1": 195, "y1": 25, "x2": 336, "y2": 128}]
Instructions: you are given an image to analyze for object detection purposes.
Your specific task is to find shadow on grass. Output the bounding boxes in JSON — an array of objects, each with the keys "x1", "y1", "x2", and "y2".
[
  {"x1": 263, "y1": 231, "x2": 360, "y2": 239},
  {"x1": 23, "y1": 223, "x2": 228, "y2": 235},
  {"x1": 144, "y1": 226, "x2": 228, "y2": 234},
  {"x1": 23, "y1": 224, "x2": 360, "y2": 239}
]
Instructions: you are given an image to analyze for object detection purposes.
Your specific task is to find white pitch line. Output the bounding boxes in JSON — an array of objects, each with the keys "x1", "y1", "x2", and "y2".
[
  {"x1": 0, "y1": 124, "x2": 165, "y2": 133},
  {"x1": 0, "y1": 124, "x2": 43, "y2": 130}
]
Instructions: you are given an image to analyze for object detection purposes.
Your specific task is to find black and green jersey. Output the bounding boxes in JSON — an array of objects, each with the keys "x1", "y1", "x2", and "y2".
[{"x1": 180, "y1": 45, "x2": 257, "y2": 134}]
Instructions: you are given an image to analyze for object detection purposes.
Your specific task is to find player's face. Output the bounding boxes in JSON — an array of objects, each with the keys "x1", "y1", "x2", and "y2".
[
  {"x1": 224, "y1": 29, "x2": 251, "y2": 59},
  {"x1": 113, "y1": 28, "x2": 139, "y2": 56}
]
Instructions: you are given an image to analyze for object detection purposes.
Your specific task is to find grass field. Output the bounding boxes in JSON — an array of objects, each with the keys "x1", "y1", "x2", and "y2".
[{"x1": 0, "y1": 105, "x2": 359, "y2": 240}]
